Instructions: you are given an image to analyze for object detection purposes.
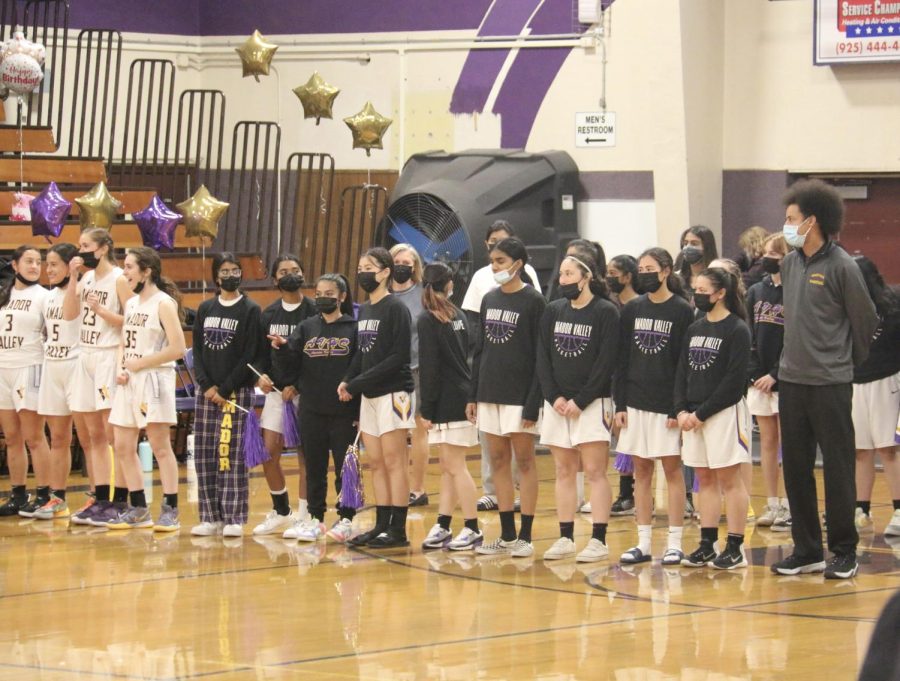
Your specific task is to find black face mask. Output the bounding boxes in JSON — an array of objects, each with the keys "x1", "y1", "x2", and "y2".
[
  {"x1": 358, "y1": 271, "x2": 381, "y2": 293},
  {"x1": 637, "y1": 272, "x2": 662, "y2": 294},
  {"x1": 15, "y1": 272, "x2": 39, "y2": 286},
  {"x1": 78, "y1": 251, "x2": 100, "y2": 269},
  {"x1": 693, "y1": 293, "x2": 715, "y2": 313},
  {"x1": 606, "y1": 276, "x2": 625, "y2": 294},
  {"x1": 219, "y1": 275, "x2": 242, "y2": 292},
  {"x1": 682, "y1": 246, "x2": 703, "y2": 265},
  {"x1": 558, "y1": 282, "x2": 583, "y2": 301},
  {"x1": 278, "y1": 273, "x2": 304, "y2": 292},
  {"x1": 762, "y1": 257, "x2": 781, "y2": 274},
  {"x1": 54, "y1": 276, "x2": 70, "y2": 289},
  {"x1": 392, "y1": 265, "x2": 413, "y2": 285},
  {"x1": 315, "y1": 296, "x2": 339, "y2": 314}
]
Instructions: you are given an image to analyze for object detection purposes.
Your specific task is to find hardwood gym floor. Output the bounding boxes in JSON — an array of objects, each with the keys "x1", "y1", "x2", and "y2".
[{"x1": 0, "y1": 452, "x2": 896, "y2": 680}]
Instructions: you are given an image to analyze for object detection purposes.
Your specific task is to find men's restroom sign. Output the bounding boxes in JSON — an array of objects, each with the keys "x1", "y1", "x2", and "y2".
[{"x1": 575, "y1": 112, "x2": 616, "y2": 148}]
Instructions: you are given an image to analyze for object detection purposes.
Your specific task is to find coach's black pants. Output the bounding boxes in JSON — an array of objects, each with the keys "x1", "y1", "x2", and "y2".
[
  {"x1": 779, "y1": 381, "x2": 858, "y2": 560},
  {"x1": 299, "y1": 408, "x2": 357, "y2": 523}
]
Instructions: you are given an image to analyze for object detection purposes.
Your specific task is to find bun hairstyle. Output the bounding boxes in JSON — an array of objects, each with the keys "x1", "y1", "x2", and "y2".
[
  {"x1": 421, "y1": 262, "x2": 457, "y2": 324},
  {"x1": 638, "y1": 247, "x2": 688, "y2": 299},
  {"x1": 82, "y1": 227, "x2": 118, "y2": 264},
  {"x1": 0, "y1": 245, "x2": 41, "y2": 309},
  {"x1": 127, "y1": 246, "x2": 186, "y2": 323},
  {"x1": 317, "y1": 273, "x2": 355, "y2": 316},
  {"x1": 563, "y1": 252, "x2": 610, "y2": 300},
  {"x1": 490, "y1": 237, "x2": 534, "y2": 286},
  {"x1": 699, "y1": 266, "x2": 748, "y2": 323}
]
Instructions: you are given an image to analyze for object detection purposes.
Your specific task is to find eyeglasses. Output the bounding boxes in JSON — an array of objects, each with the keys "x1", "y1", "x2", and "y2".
[{"x1": 219, "y1": 268, "x2": 242, "y2": 277}]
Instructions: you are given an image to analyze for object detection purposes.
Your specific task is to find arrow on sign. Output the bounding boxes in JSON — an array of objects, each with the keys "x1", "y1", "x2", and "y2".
[{"x1": 586, "y1": 138, "x2": 607, "y2": 143}]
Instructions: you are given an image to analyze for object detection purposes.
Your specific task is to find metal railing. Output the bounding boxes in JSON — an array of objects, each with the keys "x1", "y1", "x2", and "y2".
[
  {"x1": 66, "y1": 29, "x2": 121, "y2": 160},
  {"x1": 280, "y1": 152, "x2": 335, "y2": 278},
  {"x1": 335, "y1": 183, "x2": 387, "y2": 296},
  {"x1": 21, "y1": 0, "x2": 68, "y2": 148}
]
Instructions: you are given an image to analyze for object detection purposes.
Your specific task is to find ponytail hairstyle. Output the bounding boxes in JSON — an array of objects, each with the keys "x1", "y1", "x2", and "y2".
[
  {"x1": 700, "y1": 266, "x2": 748, "y2": 323},
  {"x1": 82, "y1": 227, "x2": 117, "y2": 264},
  {"x1": 421, "y1": 262, "x2": 457, "y2": 324},
  {"x1": 609, "y1": 254, "x2": 638, "y2": 288},
  {"x1": 127, "y1": 247, "x2": 186, "y2": 323},
  {"x1": 211, "y1": 251, "x2": 240, "y2": 289},
  {"x1": 491, "y1": 237, "x2": 534, "y2": 286},
  {"x1": 638, "y1": 247, "x2": 688, "y2": 299},
  {"x1": 567, "y1": 239, "x2": 607, "y2": 277},
  {"x1": 853, "y1": 255, "x2": 900, "y2": 318},
  {"x1": 362, "y1": 246, "x2": 394, "y2": 290},
  {"x1": 0, "y1": 245, "x2": 40, "y2": 310},
  {"x1": 389, "y1": 243, "x2": 424, "y2": 284},
  {"x1": 562, "y1": 252, "x2": 610, "y2": 300},
  {"x1": 317, "y1": 273, "x2": 355, "y2": 316},
  {"x1": 709, "y1": 258, "x2": 747, "y2": 301}
]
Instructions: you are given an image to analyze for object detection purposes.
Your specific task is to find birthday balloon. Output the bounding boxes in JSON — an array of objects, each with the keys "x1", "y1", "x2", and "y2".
[
  {"x1": 75, "y1": 181, "x2": 122, "y2": 230},
  {"x1": 134, "y1": 194, "x2": 180, "y2": 252},
  {"x1": 176, "y1": 185, "x2": 229, "y2": 242},
  {"x1": 344, "y1": 102, "x2": 393, "y2": 156},
  {"x1": 235, "y1": 30, "x2": 278, "y2": 82},
  {"x1": 10, "y1": 192, "x2": 35, "y2": 222},
  {"x1": 31, "y1": 182, "x2": 71, "y2": 242},
  {"x1": 0, "y1": 31, "x2": 45, "y2": 96}
]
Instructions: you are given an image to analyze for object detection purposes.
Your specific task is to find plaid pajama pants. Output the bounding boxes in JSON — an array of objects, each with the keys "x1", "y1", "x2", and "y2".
[{"x1": 194, "y1": 387, "x2": 254, "y2": 525}]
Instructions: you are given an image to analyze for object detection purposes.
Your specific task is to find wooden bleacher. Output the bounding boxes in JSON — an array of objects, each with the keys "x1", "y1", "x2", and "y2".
[{"x1": 0, "y1": 125, "x2": 56, "y2": 153}]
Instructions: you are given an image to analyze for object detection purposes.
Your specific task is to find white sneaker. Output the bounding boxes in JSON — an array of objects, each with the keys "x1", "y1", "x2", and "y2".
[
  {"x1": 222, "y1": 523, "x2": 244, "y2": 537},
  {"x1": 285, "y1": 518, "x2": 324, "y2": 542},
  {"x1": 190, "y1": 521, "x2": 223, "y2": 536},
  {"x1": 422, "y1": 524, "x2": 453, "y2": 550},
  {"x1": 448, "y1": 527, "x2": 484, "y2": 551},
  {"x1": 326, "y1": 518, "x2": 355, "y2": 543},
  {"x1": 507, "y1": 538, "x2": 534, "y2": 558},
  {"x1": 579, "y1": 501, "x2": 592, "y2": 514},
  {"x1": 576, "y1": 538, "x2": 609, "y2": 563},
  {"x1": 252, "y1": 510, "x2": 295, "y2": 536},
  {"x1": 757, "y1": 504, "x2": 780, "y2": 527},
  {"x1": 855, "y1": 507, "x2": 874, "y2": 532},
  {"x1": 885, "y1": 509, "x2": 900, "y2": 537},
  {"x1": 543, "y1": 536, "x2": 577, "y2": 561}
]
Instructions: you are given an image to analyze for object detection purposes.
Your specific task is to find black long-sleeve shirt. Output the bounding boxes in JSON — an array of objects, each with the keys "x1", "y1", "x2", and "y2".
[
  {"x1": 470, "y1": 285, "x2": 546, "y2": 421},
  {"x1": 854, "y1": 308, "x2": 900, "y2": 384},
  {"x1": 192, "y1": 295, "x2": 262, "y2": 397},
  {"x1": 344, "y1": 294, "x2": 414, "y2": 398},
  {"x1": 745, "y1": 275, "x2": 784, "y2": 385},
  {"x1": 273, "y1": 312, "x2": 359, "y2": 416},
  {"x1": 613, "y1": 294, "x2": 694, "y2": 418},
  {"x1": 417, "y1": 305, "x2": 471, "y2": 423},
  {"x1": 537, "y1": 297, "x2": 619, "y2": 410},
  {"x1": 254, "y1": 296, "x2": 316, "y2": 389},
  {"x1": 674, "y1": 313, "x2": 751, "y2": 422}
]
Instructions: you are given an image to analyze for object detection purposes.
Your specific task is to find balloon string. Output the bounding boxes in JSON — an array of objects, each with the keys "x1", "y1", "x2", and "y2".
[
  {"x1": 201, "y1": 239, "x2": 206, "y2": 298},
  {"x1": 17, "y1": 97, "x2": 24, "y2": 191}
]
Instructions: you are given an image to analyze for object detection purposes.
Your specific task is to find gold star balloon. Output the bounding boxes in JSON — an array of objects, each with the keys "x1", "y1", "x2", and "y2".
[
  {"x1": 344, "y1": 102, "x2": 393, "y2": 156},
  {"x1": 75, "y1": 181, "x2": 122, "y2": 230},
  {"x1": 176, "y1": 185, "x2": 229, "y2": 243},
  {"x1": 235, "y1": 30, "x2": 278, "y2": 81},
  {"x1": 292, "y1": 72, "x2": 340, "y2": 125}
]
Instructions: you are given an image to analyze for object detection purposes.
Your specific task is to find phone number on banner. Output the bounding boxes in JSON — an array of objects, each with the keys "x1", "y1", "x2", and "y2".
[{"x1": 837, "y1": 39, "x2": 900, "y2": 54}]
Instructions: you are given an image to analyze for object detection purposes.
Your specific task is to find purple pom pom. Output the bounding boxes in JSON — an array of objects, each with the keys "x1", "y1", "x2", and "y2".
[
  {"x1": 340, "y1": 442, "x2": 365, "y2": 510},
  {"x1": 778, "y1": 445, "x2": 783, "y2": 463},
  {"x1": 692, "y1": 472, "x2": 700, "y2": 493},
  {"x1": 242, "y1": 409, "x2": 270, "y2": 468},
  {"x1": 613, "y1": 452, "x2": 634, "y2": 475},
  {"x1": 282, "y1": 399, "x2": 300, "y2": 449}
]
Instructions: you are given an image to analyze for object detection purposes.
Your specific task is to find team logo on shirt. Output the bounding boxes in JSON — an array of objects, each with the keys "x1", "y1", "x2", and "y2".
[
  {"x1": 553, "y1": 321, "x2": 592, "y2": 358},
  {"x1": 203, "y1": 316, "x2": 238, "y2": 350},
  {"x1": 809, "y1": 272, "x2": 826, "y2": 286},
  {"x1": 688, "y1": 335, "x2": 722, "y2": 371},
  {"x1": 753, "y1": 301, "x2": 784, "y2": 326},
  {"x1": 633, "y1": 317, "x2": 673, "y2": 355},
  {"x1": 483, "y1": 308, "x2": 519, "y2": 344},
  {"x1": 358, "y1": 319, "x2": 380, "y2": 353},
  {"x1": 269, "y1": 323, "x2": 296, "y2": 337},
  {"x1": 303, "y1": 336, "x2": 351, "y2": 357}
]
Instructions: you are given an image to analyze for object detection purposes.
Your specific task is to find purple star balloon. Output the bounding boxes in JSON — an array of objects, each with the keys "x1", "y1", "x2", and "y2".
[
  {"x1": 133, "y1": 194, "x2": 180, "y2": 252},
  {"x1": 31, "y1": 182, "x2": 71, "y2": 242}
]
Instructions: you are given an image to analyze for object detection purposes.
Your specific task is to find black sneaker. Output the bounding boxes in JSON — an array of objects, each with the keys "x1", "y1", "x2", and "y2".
[
  {"x1": 770, "y1": 554, "x2": 826, "y2": 575},
  {"x1": 610, "y1": 496, "x2": 635, "y2": 516},
  {"x1": 408, "y1": 492, "x2": 429, "y2": 507},
  {"x1": 18, "y1": 497, "x2": 48, "y2": 518},
  {"x1": 367, "y1": 530, "x2": 410, "y2": 548},
  {"x1": 824, "y1": 554, "x2": 858, "y2": 580},
  {"x1": 476, "y1": 495, "x2": 498, "y2": 511},
  {"x1": 0, "y1": 496, "x2": 29, "y2": 516},
  {"x1": 347, "y1": 527, "x2": 385, "y2": 547},
  {"x1": 712, "y1": 543, "x2": 748, "y2": 570},
  {"x1": 681, "y1": 542, "x2": 717, "y2": 567}
]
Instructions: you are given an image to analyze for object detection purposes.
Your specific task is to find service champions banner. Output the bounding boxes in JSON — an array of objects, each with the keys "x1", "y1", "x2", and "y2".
[{"x1": 815, "y1": 0, "x2": 900, "y2": 64}]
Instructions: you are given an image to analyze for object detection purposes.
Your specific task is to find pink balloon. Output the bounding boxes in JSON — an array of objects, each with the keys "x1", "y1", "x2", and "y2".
[{"x1": 10, "y1": 192, "x2": 34, "y2": 222}]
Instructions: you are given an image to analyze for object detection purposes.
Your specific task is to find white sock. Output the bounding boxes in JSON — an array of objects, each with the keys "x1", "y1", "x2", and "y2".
[
  {"x1": 781, "y1": 497, "x2": 790, "y2": 512},
  {"x1": 297, "y1": 498, "x2": 308, "y2": 520},
  {"x1": 576, "y1": 472, "x2": 585, "y2": 506},
  {"x1": 767, "y1": 496, "x2": 779, "y2": 509},
  {"x1": 637, "y1": 525, "x2": 652, "y2": 555},
  {"x1": 667, "y1": 526, "x2": 683, "y2": 551}
]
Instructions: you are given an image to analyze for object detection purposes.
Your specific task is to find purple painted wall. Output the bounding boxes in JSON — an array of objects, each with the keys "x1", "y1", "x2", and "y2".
[{"x1": 721, "y1": 169, "x2": 789, "y2": 255}]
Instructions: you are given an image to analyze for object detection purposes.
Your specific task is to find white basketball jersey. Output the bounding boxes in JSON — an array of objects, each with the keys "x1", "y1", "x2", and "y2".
[
  {"x1": 122, "y1": 290, "x2": 175, "y2": 369},
  {"x1": 78, "y1": 267, "x2": 124, "y2": 349},
  {"x1": 0, "y1": 283, "x2": 50, "y2": 368},
  {"x1": 42, "y1": 286, "x2": 80, "y2": 361}
]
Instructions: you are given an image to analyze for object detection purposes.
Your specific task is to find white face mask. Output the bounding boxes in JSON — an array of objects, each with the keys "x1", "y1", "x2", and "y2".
[
  {"x1": 493, "y1": 264, "x2": 517, "y2": 286},
  {"x1": 783, "y1": 217, "x2": 810, "y2": 248}
]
